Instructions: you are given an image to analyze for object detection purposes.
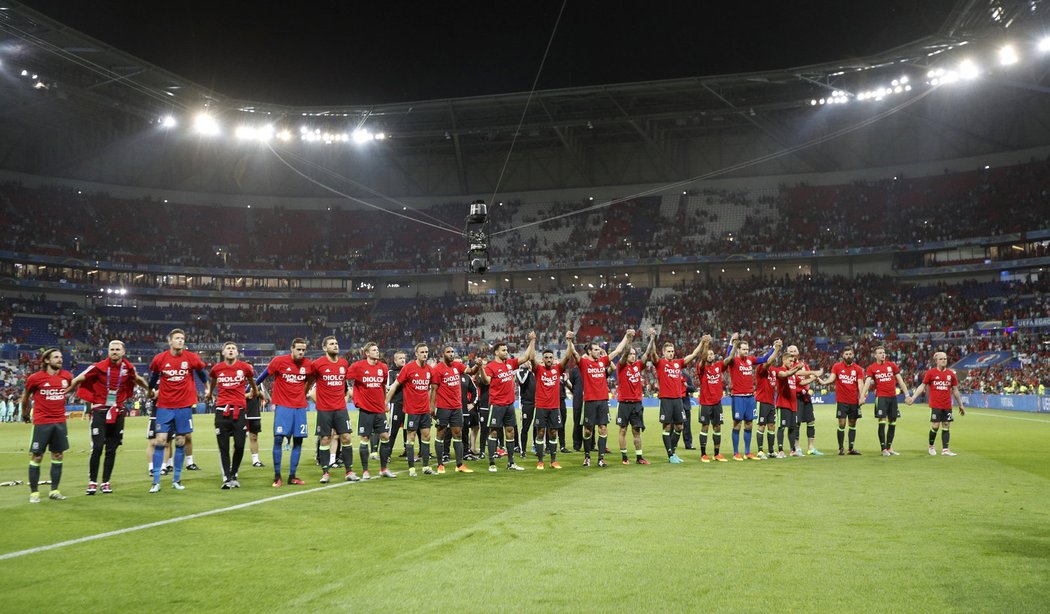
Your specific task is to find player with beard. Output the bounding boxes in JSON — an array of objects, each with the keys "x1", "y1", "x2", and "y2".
[
  {"x1": 578, "y1": 331, "x2": 634, "y2": 467},
  {"x1": 521, "y1": 331, "x2": 577, "y2": 470},
  {"x1": 205, "y1": 341, "x2": 262, "y2": 488},
  {"x1": 645, "y1": 328, "x2": 705, "y2": 463},
  {"x1": 773, "y1": 352, "x2": 822, "y2": 458},
  {"x1": 385, "y1": 343, "x2": 433, "y2": 476},
  {"x1": 696, "y1": 335, "x2": 731, "y2": 462},
  {"x1": 310, "y1": 336, "x2": 356, "y2": 483},
  {"x1": 787, "y1": 345, "x2": 823, "y2": 456},
  {"x1": 753, "y1": 341, "x2": 783, "y2": 459},
  {"x1": 22, "y1": 349, "x2": 74, "y2": 503},
  {"x1": 477, "y1": 333, "x2": 536, "y2": 472},
  {"x1": 431, "y1": 347, "x2": 478, "y2": 474},
  {"x1": 724, "y1": 335, "x2": 780, "y2": 460},
  {"x1": 255, "y1": 338, "x2": 317, "y2": 487},
  {"x1": 819, "y1": 347, "x2": 867, "y2": 455},
  {"x1": 67, "y1": 340, "x2": 149, "y2": 494},
  {"x1": 348, "y1": 342, "x2": 396, "y2": 479}
]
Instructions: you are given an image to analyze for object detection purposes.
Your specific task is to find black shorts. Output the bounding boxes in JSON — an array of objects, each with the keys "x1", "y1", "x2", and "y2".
[
  {"x1": 214, "y1": 411, "x2": 248, "y2": 439},
  {"x1": 357, "y1": 411, "x2": 388, "y2": 437},
  {"x1": 797, "y1": 398, "x2": 815, "y2": 423},
  {"x1": 699, "y1": 403, "x2": 723, "y2": 425},
  {"x1": 464, "y1": 406, "x2": 480, "y2": 428},
  {"x1": 836, "y1": 403, "x2": 861, "y2": 421},
  {"x1": 436, "y1": 408, "x2": 464, "y2": 428},
  {"x1": 583, "y1": 400, "x2": 610, "y2": 427},
  {"x1": 245, "y1": 397, "x2": 262, "y2": 434},
  {"x1": 615, "y1": 401, "x2": 645, "y2": 429},
  {"x1": 488, "y1": 404, "x2": 516, "y2": 429},
  {"x1": 930, "y1": 408, "x2": 954, "y2": 423},
  {"x1": 535, "y1": 408, "x2": 562, "y2": 430},
  {"x1": 757, "y1": 402, "x2": 777, "y2": 425},
  {"x1": 316, "y1": 409, "x2": 352, "y2": 436},
  {"x1": 405, "y1": 413, "x2": 433, "y2": 431},
  {"x1": 659, "y1": 398, "x2": 685, "y2": 425},
  {"x1": 90, "y1": 409, "x2": 125, "y2": 446},
  {"x1": 30, "y1": 422, "x2": 69, "y2": 455},
  {"x1": 778, "y1": 408, "x2": 798, "y2": 429},
  {"x1": 874, "y1": 397, "x2": 900, "y2": 420},
  {"x1": 477, "y1": 406, "x2": 490, "y2": 428}
]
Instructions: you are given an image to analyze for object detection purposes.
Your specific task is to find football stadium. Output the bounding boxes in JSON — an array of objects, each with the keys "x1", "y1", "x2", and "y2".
[{"x1": 1, "y1": 1, "x2": 1049, "y2": 611}]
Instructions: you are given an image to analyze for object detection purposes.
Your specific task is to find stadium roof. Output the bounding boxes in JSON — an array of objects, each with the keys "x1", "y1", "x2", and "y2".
[{"x1": 3, "y1": 0, "x2": 1050, "y2": 196}]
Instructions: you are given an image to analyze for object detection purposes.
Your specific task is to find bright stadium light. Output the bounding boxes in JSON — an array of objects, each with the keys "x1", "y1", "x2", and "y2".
[
  {"x1": 276, "y1": 129, "x2": 292, "y2": 142},
  {"x1": 160, "y1": 115, "x2": 177, "y2": 128},
  {"x1": 352, "y1": 129, "x2": 373, "y2": 143},
  {"x1": 999, "y1": 45, "x2": 1019, "y2": 66},
  {"x1": 1040, "y1": 37, "x2": 1050, "y2": 52},
  {"x1": 194, "y1": 112, "x2": 220, "y2": 136}
]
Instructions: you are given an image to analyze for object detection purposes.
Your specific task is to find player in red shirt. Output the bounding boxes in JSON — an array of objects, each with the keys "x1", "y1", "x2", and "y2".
[
  {"x1": 696, "y1": 334, "x2": 732, "y2": 462},
  {"x1": 385, "y1": 343, "x2": 433, "y2": 477},
  {"x1": 205, "y1": 341, "x2": 263, "y2": 488},
  {"x1": 753, "y1": 348, "x2": 782, "y2": 459},
  {"x1": 615, "y1": 339, "x2": 649, "y2": 465},
  {"x1": 67, "y1": 339, "x2": 149, "y2": 494},
  {"x1": 522, "y1": 331, "x2": 577, "y2": 470},
  {"x1": 255, "y1": 338, "x2": 318, "y2": 486},
  {"x1": 785, "y1": 345, "x2": 824, "y2": 456},
  {"x1": 725, "y1": 334, "x2": 780, "y2": 460},
  {"x1": 819, "y1": 347, "x2": 868, "y2": 455},
  {"x1": 478, "y1": 332, "x2": 536, "y2": 472},
  {"x1": 863, "y1": 346, "x2": 911, "y2": 456},
  {"x1": 430, "y1": 345, "x2": 480, "y2": 474},
  {"x1": 308, "y1": 336, "x2": 357, "y2": 483},
  {"x1": 645, "y1": 328, "x2": 706, "y2": 463},
  {"x1": 20, "y1": 348, "x2": 74, "y2": 503},
  {"x1": 576, "y1": 329, "x2": 634, "y2": 468},
  {"x1": 147, "y1": 328, "x2": 208, "y2": 492},
  {"x1": 907, "y1": 351, "x2": 965, "y2": 456},
  {"x1": 347, "y1": 342, "x2": 394, "y2": 479},
  {"x1": 774, "y1": 351, "x2": 822, "y2": 458}
]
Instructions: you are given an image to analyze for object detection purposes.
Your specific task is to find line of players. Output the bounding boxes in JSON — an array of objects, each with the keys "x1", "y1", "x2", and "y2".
[{"x1": 18, "y1": 326, "x2": 966, "y2": 500}]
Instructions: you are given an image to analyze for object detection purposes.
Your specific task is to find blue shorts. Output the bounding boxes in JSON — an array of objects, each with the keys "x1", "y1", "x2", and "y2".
[
  {"x1": 731, "y1": 396, "x2": 757, "y2": 422},
  {"x1": 274, "y1": 405, "x2": 309, "y2": 438},
  {"x1": 156, "y1": 407, "x2": 194, "y2": 435}
]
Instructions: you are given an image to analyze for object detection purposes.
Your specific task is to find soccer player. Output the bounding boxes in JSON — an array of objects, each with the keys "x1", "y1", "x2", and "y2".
[
  {"x1": 205, "y1": 341, "x2": 263, "y2": 488},
  {"x1": 645, "y1": 328, "x2": 706, "y2": 463},
  {"x1": 68, "y1": 340, "x2": 149, "y2": 494},
  {"x1": 385, "y1": 343, "x2": 434, "y2": 477},
  {"x1": 477, "y1": 333, "x2": 537, "y2": 472},
  {"x1": 724, "y1": 335, "x2": 780, "y2": 460},
  {"x1": 754, "y1": 345, "x2": 781, "y2": 459},
  {"x1": 773, "y1": 351, "x2": 822, "y2": 458},
  {"x1": 310, "y1": 336, "x2": 356, "y2": 483},
  {"x1": 788, "y1": 345, "x2": 823, "y2": 456},
  {"x1": 820, "y1": 347, "x2": 867, "y2": 455},
  {"x1": 348, "y1": 342, "x2": 396, "y2": 479},
  {"x1": 615, "y1": 338, "x2": 649, "y2": 465},
  {"x1": 384, "y1": 351, "x2": 407, "y2": 460},
  {"x1": 148, "y1": 329, "x2": 209, "y2": 492},
  {"x1": 863, "y1": 346, "x2": 910, "y2": 456},
  {"x1": 696, "y1": 335, "x2": 731, "y2": 462},
  {"x1": 431, "y1": 346, "x2": 477, "y2": 474},
  {"x1": 255, "y1": 338, "x2": 317, "y2": 487},
  {"x1": 906, "y1": 351, "x2": 965, "y2": 456},
  {"x1": 578, "y1": 330, "x2": 634, "y2": 467},
  {"x1": 245, "y1": 383, "x2": 265, "y2": 467},
  {"x1": 21, "y1": 348, "x2": 73, "y2": 503},
  {"x1": 522, "y1": 331, "x2": 577, "y2": 470}
]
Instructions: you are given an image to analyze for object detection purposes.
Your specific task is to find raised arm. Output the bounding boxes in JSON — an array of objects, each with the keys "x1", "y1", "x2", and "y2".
[
  {"x1": 644, "y1": 328, "x2": 660, "y2": 365},
  {"x1": 517, "y1": 331, "x2": 538, "y2": 363},
  {"x1": 559, "y1": 331, "x2": 578, "y2": 369},
  {"x1": 607, "y1": 329, "x2": 636, "y2": 361},
  {"x1": 724, "y1": 332, "x2": 740, "y2": 362},
  {"x1": 683, "y1": 335, "x2": 710, "y2": 366},
  {"x1": 475, "y1": 356, "x2": 490, "y2": 385},
  {"x1": 756, "y1": 339, "x2": 782, "y2": 365}
]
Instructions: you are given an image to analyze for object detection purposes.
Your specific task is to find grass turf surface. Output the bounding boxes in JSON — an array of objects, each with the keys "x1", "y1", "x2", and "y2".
[{"x1": 0, "y1": 405, "x2": 1048, "y2": 612}]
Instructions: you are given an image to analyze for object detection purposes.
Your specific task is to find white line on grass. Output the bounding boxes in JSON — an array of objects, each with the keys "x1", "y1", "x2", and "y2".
[
  {"x1": 965, "y1": 410, "x2": 1050, "y2": 424},
  {"x1": 0, "y1": 480, "x2": 356, "y2": 561}
]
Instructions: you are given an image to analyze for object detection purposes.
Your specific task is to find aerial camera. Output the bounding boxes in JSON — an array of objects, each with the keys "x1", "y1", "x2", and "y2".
[{"x1": 465, "y1": 199, "x2": 489, "y2": 275}]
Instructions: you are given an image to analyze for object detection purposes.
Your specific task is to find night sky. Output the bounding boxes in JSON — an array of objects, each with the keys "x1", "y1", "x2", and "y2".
[{"x1": 21, "y1": 0, "x2": 959, "y2": 105}]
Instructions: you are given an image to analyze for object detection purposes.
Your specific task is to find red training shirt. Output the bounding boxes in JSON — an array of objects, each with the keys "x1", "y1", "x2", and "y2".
[
  {"x1": 24, "y1": 370, "x2": 73, "y2": 424},
  {"x1": 398, "y1": 361, "x2": 433, "y2": 414},
  {"x1": 865, "y1": 361, "x2": 901, "y2": 398},
  {"x1": 484, "y1": 358, "x2": 519, "y2": 406},
  {"x1": 923, "y1": 368, "x2": 959, "y2": 410},
  {"x1": 312, "y1": 356, "x2": 349, "y2": 411},
  {"x1": 150, "y1": 349, "x2": 206, "y2": 409},
  {"x1": 348, "y1": 359, "x2": 388, "y2": 413},
  {"x1": 210, "y1": 360, "x2": 254, "y2": 408}
]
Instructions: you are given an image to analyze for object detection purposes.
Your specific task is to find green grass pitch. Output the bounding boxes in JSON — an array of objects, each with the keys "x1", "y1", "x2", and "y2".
[{"x1": 0, "y1": 405, "x2": 1048, "y2": 612}]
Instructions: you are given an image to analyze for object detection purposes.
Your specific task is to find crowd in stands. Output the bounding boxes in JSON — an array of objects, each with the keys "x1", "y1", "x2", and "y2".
[{"x1": 3, "y1": 157, "x2": 1050, "y2": 276}]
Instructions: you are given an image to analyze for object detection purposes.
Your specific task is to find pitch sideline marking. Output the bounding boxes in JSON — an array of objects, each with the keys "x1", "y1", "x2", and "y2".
[
  {"x1": 965, "y1": 410, "x2": 1050, "y2": 424},
  {"x1": 0, "y1": 480, "x2": 356, "y2": 561}
]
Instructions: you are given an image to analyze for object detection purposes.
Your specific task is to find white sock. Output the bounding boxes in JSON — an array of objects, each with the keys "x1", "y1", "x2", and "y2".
[
  {"x1": 186, "y1": 455, "x2": 194, "y2": 465},
  {"x1": 252, "y1": 453, "x2": 259, "y2": 462}
]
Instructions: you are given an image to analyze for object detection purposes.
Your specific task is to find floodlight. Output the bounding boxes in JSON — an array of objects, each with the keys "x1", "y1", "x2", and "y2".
[
  {"x1": 194, "y1": 112, "x2": 220, "y2": 135},
  {"x1": 352, "y1": 129, "x2": 373, "y2": 143},
  {"x1": 999, "y1": 45, "x2": 1019, "y2": 66},
  {"x1": 160, "y1": 115, "x2": 177, "y2": 128},
  {"x1": 958, "y1": 59, "x2": 979, "y2": 79},
  {"x1": 1040, "y1": 37, "x2": 1050, "y2": 53}
]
